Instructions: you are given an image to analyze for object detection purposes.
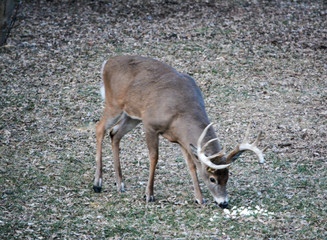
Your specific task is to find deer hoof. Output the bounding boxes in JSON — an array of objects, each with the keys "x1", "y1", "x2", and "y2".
[
  {"x1": 195, "y1": 198, "x2": 207, "y2": 205},
  {"x1": 144, "y1": 195, "x2": 155, "y2": 202},
  {"x1": 148, "y1": 195, "x2": 155, "y2": 202},
  {"x1": 93, "y1": 186, "x2": 102, "y2": 193},
  {"x1": 119, "y1": 183, "x2": 126, "y2": 193}
]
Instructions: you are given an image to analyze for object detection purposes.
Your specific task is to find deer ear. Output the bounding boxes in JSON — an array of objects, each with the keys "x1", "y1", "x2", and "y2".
[{"x1": 190, "y1": 144, "x2": 198, "y2": 158}]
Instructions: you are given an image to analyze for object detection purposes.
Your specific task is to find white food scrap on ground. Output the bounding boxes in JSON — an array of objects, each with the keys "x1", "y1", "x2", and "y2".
[{"x1": 222, "y1": 205, "x2": 274, "y2": 219}]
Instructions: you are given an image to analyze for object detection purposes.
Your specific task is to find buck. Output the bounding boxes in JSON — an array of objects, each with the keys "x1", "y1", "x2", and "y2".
[{"x1": 93, "y1": 56, "x2": 265, "y2": 208}]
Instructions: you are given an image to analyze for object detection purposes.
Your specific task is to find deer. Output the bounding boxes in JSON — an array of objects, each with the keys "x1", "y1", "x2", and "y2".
[{"x1": 93, "y1": 56, "x2": 266, "y2": 208}]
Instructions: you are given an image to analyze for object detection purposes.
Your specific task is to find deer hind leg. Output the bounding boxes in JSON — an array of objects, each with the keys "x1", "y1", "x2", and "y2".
[
  {"x1": 93, "y1": 108, "x2": 123, "y2": 193},
  {"x1": 144, "y1": 130, "x2": 159, "y2": 202},
  {"x1": 110, "y1": 113, "x2": 140, "y2": 193},
  {"x1": 180, "y1": 147, "x2": 204, "y2": 204}
]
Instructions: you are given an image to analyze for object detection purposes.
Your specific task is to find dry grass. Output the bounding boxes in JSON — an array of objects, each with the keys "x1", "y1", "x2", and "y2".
[{"x1": 1, "y1": 0, "x2": 326, "y2": 239}]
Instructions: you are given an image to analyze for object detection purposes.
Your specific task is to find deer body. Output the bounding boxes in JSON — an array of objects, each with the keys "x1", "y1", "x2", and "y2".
[{"x1": 94, "y1": 56, "x2": 265, "y2": 208}]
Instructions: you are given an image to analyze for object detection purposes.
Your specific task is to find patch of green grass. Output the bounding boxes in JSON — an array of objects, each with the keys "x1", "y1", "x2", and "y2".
[
  {"x1": 296, "y1": 165, "x2": 311, "y2": 174},
  {"x1": 104, "y1": 225, "x2": 140, "y2": 238},
  {"x1": 271, "y1": 154, "x2": 290, "y2": 170}
]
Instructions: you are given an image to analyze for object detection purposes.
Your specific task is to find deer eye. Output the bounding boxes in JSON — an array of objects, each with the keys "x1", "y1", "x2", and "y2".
[{"x1": 210, "y1": 177, "x2": 216, "y2": 183}]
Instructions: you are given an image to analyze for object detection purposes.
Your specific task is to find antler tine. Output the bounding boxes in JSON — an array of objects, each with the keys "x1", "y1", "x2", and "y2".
[
  {"x1": 262, "y1": 146, "x2": 269, "y2": 153},
  {"x1": 252, "y1": 131, "x2": 262, "y2": 146},
  {"x1": 242, "y1": 123, "x2": 251, "y2": 144},
  {"x1": 208, "y1": 146, "x2": 226, "y2": 160},
  {"x1": 225, "y1": 124, "x2": 266, "y2": 164},
  {"x1": 196, "y1": 123, "x2": 230, "y2": 170},
  {"x1": 197, "y1": 123, "x2": 213, "y2": 149},
  {"x1": 201, "y1": 138, "x2": 219, "y2": 153},
  {"x1": 198, "y1": 123, "x2": 222, "y2": 157}
]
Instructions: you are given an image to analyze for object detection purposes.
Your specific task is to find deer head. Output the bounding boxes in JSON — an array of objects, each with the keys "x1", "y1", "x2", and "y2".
[{"x1": 191, "y1": 123, "x2": 266, "y2": 208}]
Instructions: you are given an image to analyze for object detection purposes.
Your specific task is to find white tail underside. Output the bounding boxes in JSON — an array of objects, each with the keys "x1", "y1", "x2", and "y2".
[
  {"x1": 100, "y1": 83, "x2": 105, "y2": 100},
  {"x1": 100, "y1": 60, "x2": 107, "y2": 100}
]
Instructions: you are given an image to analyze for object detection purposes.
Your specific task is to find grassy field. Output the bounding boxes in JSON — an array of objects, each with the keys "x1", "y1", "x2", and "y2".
[{"x1": 1, "y1": 0, "x2": 326, "y2": 239}]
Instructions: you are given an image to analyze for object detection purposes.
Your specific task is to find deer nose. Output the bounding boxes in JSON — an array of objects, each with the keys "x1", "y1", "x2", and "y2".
[{"x1": 218, "y1": 201, "x2": 228, "y2": 209}]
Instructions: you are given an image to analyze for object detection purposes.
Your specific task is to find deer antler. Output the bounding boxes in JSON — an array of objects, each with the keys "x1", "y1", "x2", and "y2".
[
  {"x1": 225, "y1": 124, "x2": 266, "y2": 164},
  {"x1": 196, "y1": 123, "x2": 266, "y2": 169},
  {"x1": 196, "y1": 123, "x2": 230, "y2": 170}
]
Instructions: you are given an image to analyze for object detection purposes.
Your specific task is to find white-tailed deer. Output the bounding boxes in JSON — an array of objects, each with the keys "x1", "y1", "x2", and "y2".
[{"x1": 94, "y1": 56, "x2": 266, "y2": 208}]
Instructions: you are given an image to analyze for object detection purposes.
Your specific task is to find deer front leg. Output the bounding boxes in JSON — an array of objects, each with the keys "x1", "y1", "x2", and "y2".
[
  {"x1": 144, "y1": 130, "x2": 159, "y2": 202},
  {"x1": 181, "y1": 147, "x2": 205, "y2": 204}
]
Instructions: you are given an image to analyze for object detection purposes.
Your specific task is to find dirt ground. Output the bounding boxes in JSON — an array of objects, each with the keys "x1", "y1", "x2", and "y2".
[{"x1": 1, "y1": 0, "x2": 326, "y2": 239}]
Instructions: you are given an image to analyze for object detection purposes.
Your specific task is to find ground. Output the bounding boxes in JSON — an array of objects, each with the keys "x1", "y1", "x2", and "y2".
[{"x1": 0, "y1": 0, "x2": 326, "y2": 239}]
